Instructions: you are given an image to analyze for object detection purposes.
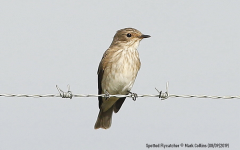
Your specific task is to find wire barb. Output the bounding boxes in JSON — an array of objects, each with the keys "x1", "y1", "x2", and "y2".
[
  {"x1": 56, "y1": 85, "x2": 73, "y2": 99},
  {"x1": 155, "y1": 82, "x2": 169, "y2": 100}
]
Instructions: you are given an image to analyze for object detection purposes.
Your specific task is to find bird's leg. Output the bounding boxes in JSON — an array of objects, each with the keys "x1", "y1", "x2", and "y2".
[
  {"x1": 104, "y1": 90, "x2": 110, "y2": 100},
  {"x1": 128, "y1": 91, "x2": 138, "y2": 101}
]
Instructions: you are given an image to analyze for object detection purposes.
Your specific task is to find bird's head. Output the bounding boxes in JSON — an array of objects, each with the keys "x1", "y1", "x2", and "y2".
[{"x1": 110, "y1": 28, "x2": 150, "y2": 48}]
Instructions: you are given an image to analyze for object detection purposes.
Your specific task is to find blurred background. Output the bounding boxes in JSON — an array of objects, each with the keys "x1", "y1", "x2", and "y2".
[{"x1": 0, "y1": 1, "x2": 239, "y2": 149}]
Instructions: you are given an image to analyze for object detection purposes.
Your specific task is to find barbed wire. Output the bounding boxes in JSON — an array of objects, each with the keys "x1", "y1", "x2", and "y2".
[{"x1": 0, "y1": 83, "x2": 239, "y2": 100}]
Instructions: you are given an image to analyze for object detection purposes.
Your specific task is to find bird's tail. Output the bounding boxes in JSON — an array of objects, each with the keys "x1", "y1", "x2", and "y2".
[{"x1": 94, "y1": 106, "x2": 114, "y2": 129}]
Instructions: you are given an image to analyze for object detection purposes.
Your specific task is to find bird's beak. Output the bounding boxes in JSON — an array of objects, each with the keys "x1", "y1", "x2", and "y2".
[{"x1": 140, "y1": 34, "x2": 151, "y2": 38}]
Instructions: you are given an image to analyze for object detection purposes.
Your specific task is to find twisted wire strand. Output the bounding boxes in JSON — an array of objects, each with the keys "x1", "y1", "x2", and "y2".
[
  {"x1": 0, "y1": 94, "x2": 239, "y2": 99},
  {"x1": 0, "y1": 83, "x2": 239, "y2": 99},
  {"x1": 169, "y1": 95, "x2": 240, "y2": 99}
]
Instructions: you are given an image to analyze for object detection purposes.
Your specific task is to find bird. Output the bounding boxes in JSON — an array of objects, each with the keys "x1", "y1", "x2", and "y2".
[{"x1": 94, "y1": 28, "x2": 150, "y2": 129}]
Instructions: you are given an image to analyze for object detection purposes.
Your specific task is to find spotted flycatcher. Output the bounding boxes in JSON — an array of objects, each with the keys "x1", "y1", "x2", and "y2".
[{"x1": 94, "y1": 28, "x2": 150, "y2": 129}]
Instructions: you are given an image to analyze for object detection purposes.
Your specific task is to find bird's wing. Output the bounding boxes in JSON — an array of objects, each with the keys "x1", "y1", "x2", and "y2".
[
  {"x1": 97, "y1": 50, "x2": 109, "y2": 109},
  {"x1": 97, "y1": 69, "x2": 104, "y2": 109}
]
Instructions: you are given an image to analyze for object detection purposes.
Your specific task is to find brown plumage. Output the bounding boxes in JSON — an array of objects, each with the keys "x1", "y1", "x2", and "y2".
[{"x1": 94, "y1": 28, "x2": 150, "y2": 129}]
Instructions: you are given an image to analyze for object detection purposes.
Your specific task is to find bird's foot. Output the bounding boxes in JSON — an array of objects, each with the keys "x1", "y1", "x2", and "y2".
[
  {"x1": 129, "y1": 91, "x2": 138, "y2": 101},
  {"x1": 104, "y1": 90, "x2": 110, "y2": 100}
]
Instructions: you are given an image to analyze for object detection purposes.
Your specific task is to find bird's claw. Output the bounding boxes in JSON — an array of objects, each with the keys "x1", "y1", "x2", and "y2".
[
  {"x1": 104, "y1": 90, "x2": 110, "y2": 100},
  {"x1": 129, "y1": 92, "x2": 138, "y2": 101}
]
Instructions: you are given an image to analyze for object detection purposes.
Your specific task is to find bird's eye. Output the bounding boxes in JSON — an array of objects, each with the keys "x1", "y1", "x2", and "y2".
[{"x1": 127, "y1": 33, "x2": 131, "y2": 37}]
